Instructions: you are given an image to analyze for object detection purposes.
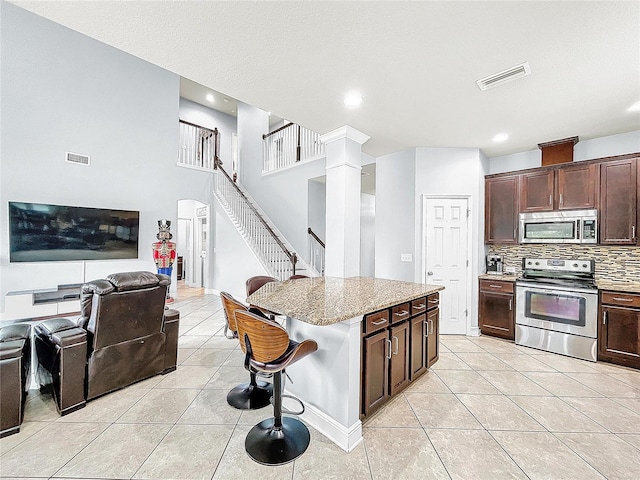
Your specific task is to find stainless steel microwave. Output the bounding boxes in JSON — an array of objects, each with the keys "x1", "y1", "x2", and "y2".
[{"x1": 519, "y1": 209, "x2": 597, "y2": 244}]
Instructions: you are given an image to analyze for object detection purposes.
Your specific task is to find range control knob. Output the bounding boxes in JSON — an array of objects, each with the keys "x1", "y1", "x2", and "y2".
[
  {"x1": 573, "y1": 263, "x2": 578, "y2": 268},
  {"x1": 583, "y1": 264, "x2": 588, "y2": 268},
  {"x1": 527, "y1": 261, "x2": 532, "y2": 265},
  {"x1": 535, "y1": 262, "x2": 540, "y2": 266}
]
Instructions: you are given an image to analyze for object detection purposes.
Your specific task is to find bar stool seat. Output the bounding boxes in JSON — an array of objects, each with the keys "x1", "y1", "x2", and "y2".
[
  {"x1": 234, "y1": 309, "x2": 318, "y2": 465},
  {"x1": 220, "y1": 292, "x2": 273, "y2": 410}
]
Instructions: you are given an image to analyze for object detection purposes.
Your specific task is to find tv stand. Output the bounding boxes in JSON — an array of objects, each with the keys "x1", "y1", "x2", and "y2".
[{"x1": 1, "y1": 284, "x2": 82, "y2": 323}]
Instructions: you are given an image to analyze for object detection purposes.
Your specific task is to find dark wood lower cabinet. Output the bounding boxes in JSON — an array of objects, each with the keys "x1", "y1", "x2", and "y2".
[
  {"x1": 427, "y1": 307, "x2": 439, "y2": 367},
  {"x1": 598, "y1": 291, "x2": 640, "y2": 369},
  {"x1": 362, "y1": 329, "x2": 390, "y2": 418},
  {"x1": 362, "y1": 293, "x2": 440, "y2": 418},
  {"x1": 389, "y1": 321, "x2": 410, "y2": 396},
  {"x1": 478, "y1": 280, "x2": 515, "y2": 340},
  {"x1": 410, "y1": 314, "x2": 427, "y2": 380}
]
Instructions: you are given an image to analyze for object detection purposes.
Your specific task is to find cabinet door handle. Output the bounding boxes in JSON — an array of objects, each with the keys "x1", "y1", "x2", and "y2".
[
  {"x1": 424, "y1": 320, "x2": 429, "y2": 338},
  {"x1": 394, "y1": 310, "x2": 409, "y2": 316},
  {"x1": 428, "y1": 299, "x2": 439, "y2": 304},
  {"x1": 603, "y1": 311, "x2": 607, "y2": 325},
  {"x1": 415, "y1": 303, "x2": 426, "y2": 309},
  {"x1": 386, "y1": 339, "x2": 392, "y2": 359},
  {"x1": 559, "y1": 193, "x2": 563, "y2": 205},
  {"x1": 509, "y1": 299, "x2": 512, "y2": 311},
  {"x1": 549, "y1": 194, "x2": 553, "y2": 205},
  {"x1": 370, "y1": 318, "x2": 387, "y2": 326},
  {"x1": 392, "y1": 336, "x2": 399, "y2": 355},
  {"x1": 429, "y1": 318, "x2": 434, "y2": 335},
  {"x1": 612, "y1": 297, "x2": 633, "y2": 302},
  {"x1": 489, "y1": 284, "x2": 503, "y2": 289},
  {"x1": 632, "y1": 226, "x2": 636, "y2": 240}
]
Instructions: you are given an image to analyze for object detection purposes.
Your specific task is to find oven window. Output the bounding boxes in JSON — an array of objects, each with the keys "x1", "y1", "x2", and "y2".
[
  {"x1": 525, "y1": 291, "x2": 586, "y2": 326},
  {"x1": 524, "y1": 221, "x2": 575, "y2": 240}
]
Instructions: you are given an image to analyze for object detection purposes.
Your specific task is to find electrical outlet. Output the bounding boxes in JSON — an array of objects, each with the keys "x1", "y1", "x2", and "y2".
[
  {"x1": 400, "y1": 254, "x2": 413, "y2": 262},
  {"x1": 505, "y1": 266, "x2": 516, "y2": 274}
]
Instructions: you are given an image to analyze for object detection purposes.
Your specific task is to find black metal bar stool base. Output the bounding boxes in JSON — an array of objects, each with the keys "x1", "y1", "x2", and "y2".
[
  {"x1": 245, "y1": 417, "x2": 310, "y2": 465},
  {"x1": 226, "y1": 381, "x2": 273, "y2": 410}
]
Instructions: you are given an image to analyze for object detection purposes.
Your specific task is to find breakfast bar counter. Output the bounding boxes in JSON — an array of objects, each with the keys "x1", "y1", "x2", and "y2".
[{"x1": 247, "y1": 276, "x2": 444, "y2": 451}]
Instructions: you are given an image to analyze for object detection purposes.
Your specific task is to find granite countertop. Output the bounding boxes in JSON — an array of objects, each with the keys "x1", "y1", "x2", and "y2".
[
  {"x1": 247, "y1": 276, "x2": 444, "y2": 326},
  {"x1": 479, "y1": 274, "x2": 519, "y2": 282},
  {"x1": 596, "y1": 280, "x2": 640, "y2": 294}
]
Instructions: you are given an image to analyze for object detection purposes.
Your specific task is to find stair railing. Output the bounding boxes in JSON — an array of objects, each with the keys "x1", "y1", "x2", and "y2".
[
  {"x1": 262, "y1": 122, "x2": 324, "y2": 173},
  {"x1": 214, "y1": 159, "x2": 298, "y2": 279},
  {"x1": 307, "y1": 227, "x2": 325, "y2": 276},
  {"x1": 178, "y1": 120, "x2": 218, "y2": 170}
]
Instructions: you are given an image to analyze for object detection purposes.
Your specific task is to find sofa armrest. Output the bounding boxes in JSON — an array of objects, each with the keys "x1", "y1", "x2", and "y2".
[{"x1": 162, "y1": 309, "x2": 180, "y2": 373}]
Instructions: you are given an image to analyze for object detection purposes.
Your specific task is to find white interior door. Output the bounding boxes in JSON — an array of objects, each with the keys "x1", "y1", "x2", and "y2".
[{"x1": 424, "y1": 197, "x2": 470, "y2": 335}]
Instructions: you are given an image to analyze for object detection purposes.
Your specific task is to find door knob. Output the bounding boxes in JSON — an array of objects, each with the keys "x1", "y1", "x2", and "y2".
[{"x1": 427, "y1": 271, "x2": 434, "y2": 276}]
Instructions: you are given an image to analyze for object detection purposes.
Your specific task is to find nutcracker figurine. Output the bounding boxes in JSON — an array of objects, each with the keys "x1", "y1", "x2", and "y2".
[{"x1": 152, "y1": 219, "x2": 176, "y2": 303}]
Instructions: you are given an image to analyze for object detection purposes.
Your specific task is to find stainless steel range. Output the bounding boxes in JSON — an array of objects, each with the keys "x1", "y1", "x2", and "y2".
[{"x1": 515, "y1": 257, "x2": 598, "y2": 362}]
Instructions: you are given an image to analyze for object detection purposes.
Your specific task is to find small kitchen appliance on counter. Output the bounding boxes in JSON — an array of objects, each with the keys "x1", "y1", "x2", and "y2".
[{"x1": 486, "y1": 255, "x2": 503, "y2": 275}]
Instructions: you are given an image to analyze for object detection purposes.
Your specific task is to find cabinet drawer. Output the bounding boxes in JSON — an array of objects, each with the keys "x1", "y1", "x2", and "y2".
[
  {"x1": 601, "y1": 291, "x2": 640, "y2": 308},
  {"x1": 427, "y1": 293, "x2": 440, "y2": 310},
  {"x1": 411, "y1": 297, "x2": 427, "y2": 315},
  {"x1": 364, "y1": 309, "x2": 389, "y2": 334},
  {"x1": 391, "y1": 303, "x2": 411, "y2": 324},
  {"x1": 480, "y1": 279, "x2": 514, "y2": 294}
]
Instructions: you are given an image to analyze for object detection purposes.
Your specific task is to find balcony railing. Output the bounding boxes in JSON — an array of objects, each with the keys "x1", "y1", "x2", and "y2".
[
  {"x1": 262, "y1": 122, "x2": 324, "y2": 173},
  {"x1": 178, "y1": 120, "x2": 218, "y2": 170}
]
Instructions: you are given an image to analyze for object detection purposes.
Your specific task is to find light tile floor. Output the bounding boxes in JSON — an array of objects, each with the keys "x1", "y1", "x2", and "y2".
[{"x1": 2, "y1": 286, "x2": 640, "y2": 479}]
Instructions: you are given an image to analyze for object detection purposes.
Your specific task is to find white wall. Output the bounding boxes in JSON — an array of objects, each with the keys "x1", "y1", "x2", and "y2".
[
  {"x1": 374, "y1": 149, "x2": 416, "y2": 281},
  {"x1": 237, "y1": 102, "x2": 327, "y2": 264},
  {"x1": 360, "y1": 193, "x2": 376, "y2": 277},
  {"x1": 489, "y1": 130, "x2": 640, "y2": 174},
  {"x1": 212, "y1": 200, "x2": 268, "y2": 300},
  {"x1": 0, "y1": 3, "x2": 214, "y2": 314},
  {"x1": 178, "y1": 98, "x2": 237, "y2": 165}
]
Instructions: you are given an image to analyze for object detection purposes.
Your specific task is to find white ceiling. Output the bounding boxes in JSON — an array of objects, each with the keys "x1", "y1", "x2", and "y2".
[{"x1": 12, "y1": 1, "x2": 640, "y2": 158}]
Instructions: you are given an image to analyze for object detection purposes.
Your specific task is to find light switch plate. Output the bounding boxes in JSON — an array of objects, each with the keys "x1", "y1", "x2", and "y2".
[
  {"x1": 401, "y1": 254, "x2": 413, "y2": 262},
  {"x1": 505, "y1": 266, "x2": 516, "y2": 273}
]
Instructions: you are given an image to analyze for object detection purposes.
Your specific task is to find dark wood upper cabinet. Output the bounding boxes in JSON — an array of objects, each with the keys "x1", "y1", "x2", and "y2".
[
  {"x1": 557, "y1": 163, "x2": 598, "y2": 210},
  {"x1": 520, "y1": 171, "x2": 554, "y2": 212},
  {"x1": 600, "y1": 158, "x2": 637, "y2": 244},
  {"x1": 485, "y1": 175, "x2": 519, "y2": 244}
]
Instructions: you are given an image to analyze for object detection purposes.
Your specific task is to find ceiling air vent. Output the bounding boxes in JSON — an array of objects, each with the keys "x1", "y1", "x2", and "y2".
[
  {"x1": 65, "y1": 151, "x2": 90, "y2": 166},
  {"x1": 476, "y1": 62, "x2": 531, "y2": 91}
]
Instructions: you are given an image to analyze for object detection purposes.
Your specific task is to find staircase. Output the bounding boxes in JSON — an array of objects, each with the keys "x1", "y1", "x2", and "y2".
[{"x1": 177, "y1": 120, "x2": 315, "y2": 280}]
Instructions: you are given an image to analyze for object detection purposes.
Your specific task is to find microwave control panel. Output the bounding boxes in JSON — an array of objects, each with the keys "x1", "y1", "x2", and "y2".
[{"x1": 582, "y1": 219, "x2": 597, "y2": 240}]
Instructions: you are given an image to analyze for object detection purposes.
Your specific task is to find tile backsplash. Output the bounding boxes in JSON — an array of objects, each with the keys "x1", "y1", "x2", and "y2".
[{"x1": 487, "y1": 245, "x2": 640, "y2": 283}]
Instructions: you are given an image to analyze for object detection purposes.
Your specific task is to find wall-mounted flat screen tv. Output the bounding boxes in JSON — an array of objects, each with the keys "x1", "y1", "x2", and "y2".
[{"x1": 9, "y1": 202, "x2": 139, "y2": 262}]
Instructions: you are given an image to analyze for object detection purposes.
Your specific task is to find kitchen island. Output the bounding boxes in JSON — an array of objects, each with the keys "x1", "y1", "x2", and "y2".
[{"x1": 247, "y1": 276, "x2": 444, "y2": 451}]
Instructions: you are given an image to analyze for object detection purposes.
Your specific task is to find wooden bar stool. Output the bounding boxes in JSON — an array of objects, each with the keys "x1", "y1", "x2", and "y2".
[
  {"x1": 220, "y1": 292, "x2": 273, "y2": 410},
  {"x1": 234, "y1": 309, "x2": 318, "y2": 465}
]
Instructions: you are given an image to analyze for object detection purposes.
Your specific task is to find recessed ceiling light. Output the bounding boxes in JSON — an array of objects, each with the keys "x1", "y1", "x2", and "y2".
[
  {"x1": 628, "y1": 101, "x2": 640, "y2": 112},
  {"x1": 344, "y1": 92, "x2": 363, "y2": 108},
  {"x1": 493, "y1": 133, "x2": 509, "y2": 143},
  {"x1": 206, "y1": 93, "x2": 214, "y2": 103}
]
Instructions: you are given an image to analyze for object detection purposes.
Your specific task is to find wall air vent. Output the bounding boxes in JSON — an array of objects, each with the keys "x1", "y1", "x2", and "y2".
[
  {"x1": 476, "y1": 62, "x2": 531, "y2": 91},
  {"x1": 65, "y1": 151, "x2": 90, "y2": 166}
]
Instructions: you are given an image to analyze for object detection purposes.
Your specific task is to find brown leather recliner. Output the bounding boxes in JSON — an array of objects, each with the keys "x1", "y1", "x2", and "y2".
[
  {"x1": 0, "y1": 323, "x2": 31, "y2": 437},
  {"x1": 34, "y1": 271, "x2": 180, "y2": 415}
]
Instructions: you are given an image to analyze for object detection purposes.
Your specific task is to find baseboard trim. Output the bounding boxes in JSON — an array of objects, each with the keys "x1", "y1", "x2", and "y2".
[{"x1": 294, "y1": 401, "x2": 362, "y2": 452}]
